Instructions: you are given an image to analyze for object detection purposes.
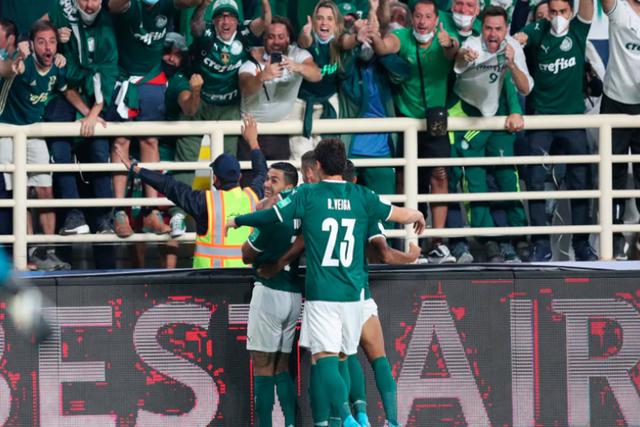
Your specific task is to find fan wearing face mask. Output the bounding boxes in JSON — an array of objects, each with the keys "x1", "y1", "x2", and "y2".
[
  {"x1": 42, "y1": 0, "x2": 118, "y2": 242},
  {"x1": 371, "y1": 0, "x2": 459, "y2": 264},
  {"x1": 440, "y1": 0, "x2": 482, "y2": 43},
  {"x1": 514, "y1": 0, "x2": 597, "y2": 262}
]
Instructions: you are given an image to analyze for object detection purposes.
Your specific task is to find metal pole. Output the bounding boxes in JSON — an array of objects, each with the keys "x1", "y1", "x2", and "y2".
[
  {"x1": 403, "y1": 127, "x2": 419, "y2": 250},
  {"x1": 12, "y1": 132, "x2": 28, "y2": 270},
  {"x1": 598, "y1": 124, "x2": 613, "y2": 260}
]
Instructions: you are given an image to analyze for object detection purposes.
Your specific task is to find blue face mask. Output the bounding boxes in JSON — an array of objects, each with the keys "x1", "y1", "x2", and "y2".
[
  {"x1": 0, "y1": 48, "x2": 7, "y2": 60},
  {"x1": 313, "y1": 31, "x2": 335, "y2": 45},
  {"x1": 142, "y1": 0, "x2": 160, "y2": 5}
]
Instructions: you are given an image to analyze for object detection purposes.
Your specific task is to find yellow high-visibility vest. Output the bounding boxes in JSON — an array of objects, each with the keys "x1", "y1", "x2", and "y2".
[{"x1": 193, "y1": 187, "x2": 258, "y2": 268}]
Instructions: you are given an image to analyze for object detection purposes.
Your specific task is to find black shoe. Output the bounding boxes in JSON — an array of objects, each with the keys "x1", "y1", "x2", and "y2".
[
  {"x1": 529, "y1": 240, "x2": 552, "y2": 262},
  {"x1": 574, "y1": 241, "x2": 598, "y2": 262},
  {"x1": 96, "y1": 215, "x2": 115, "y2": 234},
  {"x1": 59, "y1": 210, "x2": 90, "y2": 235},
  {"x1": 613, "y1": 234, "x2": 628, "y2": 261},
  {"x1": 484, "y1": 240, "x2": 504, "y2": 263}
]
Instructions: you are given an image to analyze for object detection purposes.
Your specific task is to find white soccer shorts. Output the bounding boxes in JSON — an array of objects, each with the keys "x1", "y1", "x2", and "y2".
[
  {"x1": 361, "y1": 298, "x2": 379, "y2": 329},
  {"x1": 247, "y1": 282, "x2": 302, "y2": 353},
  {"x1": 299, "y1": 298, "x2": 364, "y2": 356}
]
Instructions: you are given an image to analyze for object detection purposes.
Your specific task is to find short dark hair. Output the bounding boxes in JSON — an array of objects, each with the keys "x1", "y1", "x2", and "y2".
[
  {"x1": 343, "y1": 160, "x2": 357, "y2": 183},
  {"x1": 0, "y1": 19, "x2": 17, "y2": 41},
  {"x1": 548, "y1": 0, "x2": 573, "y2": 10},
  {"x1": 480, "y1": 6, "x2": 508, "y2": 24},
  {"x1": 267, "y1": 16, "x2": 295, "y2": 42},
  {"x1": 301, "y1": 150, "x2": 316, "y2": 170},
  {"x1": 30, "y1": 20, "x2": 57, "y2": 42},
  {"x1": 270, "y1": 162, "x2": 298, "y2": 187},
  {"x1": 314, "y1": 138, "x2": 347, "y2": 177},
  {"x1": 412, "y1": 0, "x2": 438, "y2": 15}
]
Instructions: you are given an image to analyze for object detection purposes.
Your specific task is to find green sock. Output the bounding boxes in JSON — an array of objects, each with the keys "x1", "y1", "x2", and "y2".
[
  {"x1": 309, "y1": 364, "x2": 330, "y2": 425},
  {"x1": 254, "y1": 375, "x2": 275, "y2": 427},
  {"x1": 316, "y1": 357, "x2": 351, "y2": 422},
  {"x1": 347, "y1": 354, "x2": 367, "y2": 414},
  {"x1": 372, "y1": 356, "x2": 398, "y2": 425},
  {"x1": 339, "y1": 359, "x2": 351, "y2": 396},
  {"x1": 274, "y1": 372, "x2": 297, "y2": 427}
]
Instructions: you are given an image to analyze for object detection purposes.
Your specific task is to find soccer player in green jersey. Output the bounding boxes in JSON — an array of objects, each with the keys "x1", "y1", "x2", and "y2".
[
  {"x1": 227, "y1": 139, "x2": 425, "y2": 427},
  {"x1": 514, "y1": 0, "x2": 597, "y2": 261},
  {"x1": 241, "y1": 162, "x2": 300, "y2": 427}
]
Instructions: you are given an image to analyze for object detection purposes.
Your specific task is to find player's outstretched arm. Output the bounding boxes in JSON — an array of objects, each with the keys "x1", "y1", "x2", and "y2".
[
  {"x1": 388, "y1": 206, "x2": 426, "y2": 235},
  {"x1": 367, "y1": 238, "x2": 421, "y2": 264}
]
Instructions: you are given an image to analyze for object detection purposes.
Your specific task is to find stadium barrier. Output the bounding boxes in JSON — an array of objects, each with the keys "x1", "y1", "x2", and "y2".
[
  {"x1": 1, "y1": 114, "x2": 640, "y2": 269},
  {"x1": 0, "y1": 266, "x2": 639, "y2": 425}
]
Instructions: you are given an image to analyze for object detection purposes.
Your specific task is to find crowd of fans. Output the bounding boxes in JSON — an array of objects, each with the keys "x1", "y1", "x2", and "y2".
[{"x1": 0, "y1": 0, "x2": 638, "y2": 270}]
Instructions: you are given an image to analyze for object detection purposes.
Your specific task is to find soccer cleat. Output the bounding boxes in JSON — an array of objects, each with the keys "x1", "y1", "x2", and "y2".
[
  {"x1": 142, "y1": 210, "x2": 171, "y2": 235},
  {"x1": 343, "y1": 415, "x2": 361, "y2": 427},
  {"x1": 357, "y1": 412, "x2": 371, "y2": 427},
  {"x1": 427, "y1": 243, "x2": 456, "y2": 264},
  {"x1": 59, "y1": 210, "x2": 90, "y2": 235},
  {"x1": 169, "y1": 212, "x2": 187, "y2": 238},
  {"x1": 114, "y1": 210, "x2": 134, "y2": 238}
]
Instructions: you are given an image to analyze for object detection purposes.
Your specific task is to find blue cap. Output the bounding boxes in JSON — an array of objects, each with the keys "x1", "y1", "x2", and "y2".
[{"x1": 210, "y1": 153, "x2": 241, "y2": 183}]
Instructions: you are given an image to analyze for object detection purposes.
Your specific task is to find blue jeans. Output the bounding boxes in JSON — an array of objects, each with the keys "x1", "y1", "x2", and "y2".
[
  {"x1": 526, "y1": 129, "x2": 592, "y2": 245},
  {"x1": 44, "y1": 96, "x2": 113, "y2": 222}
]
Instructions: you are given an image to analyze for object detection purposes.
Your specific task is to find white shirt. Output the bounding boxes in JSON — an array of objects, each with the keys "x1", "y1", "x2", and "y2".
[
  {"x1": 453, "y1": 35, "x2": 533, "y2": 117},
  {"x1": 604, "y1": 0, "x2": 640, "y2": 104},
  {"x1": 239, "y1": 45, "x2": 312, "y2": 122}
]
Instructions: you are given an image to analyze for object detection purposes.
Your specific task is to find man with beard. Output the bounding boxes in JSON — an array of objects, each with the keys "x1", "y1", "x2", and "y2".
[
  {"x1": 45, "y1": 0, "x2": 118, "y2": 241},
  {"x1": 449, "y1": 6, "x2": 532, "y2": 262},
  {"x1": 371, "y1": 0, "x2": 458, "y2": 264},
  {"x1": 240, "y1": 161, "x2": 300, "y2": 427},
  {"x1": 107, "y1": 0, "x2": 203, "y2": 239},
  {"x1": 514, "y1": 0, "x2": 597, "y2": 261},
  {"x1": 238, "y1": 16, "x2": 321, "y2": 166},
  {"x1": 0, "y1": 20, "x2": 84, "y2": 270}
]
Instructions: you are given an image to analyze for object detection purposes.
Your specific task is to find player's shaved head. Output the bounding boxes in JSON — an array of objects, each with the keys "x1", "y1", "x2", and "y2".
[
  {"x1": 270, "y1": 162, "x2": 298, "y2": 187},
  {"x1": 314, "y1": 138, "x2": 347, "y2": 177}
]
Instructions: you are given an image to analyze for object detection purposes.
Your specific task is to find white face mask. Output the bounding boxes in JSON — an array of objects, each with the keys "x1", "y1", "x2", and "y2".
[
  {"x1": 413, "y1": 29, "x2": 434, "y2": 44},
  {"x1": 78, "y1": 6, "x2": 100, "y2": 25},
  {"x1": 452, "y1": 12, "x2": 475, "y2": 30},
  {"x1": 388, "y1": 22, "x2": 405, "y2": 31},
  {"x1": 313, "y1": 31, "x2": 335, "y2": 45},
  {"x1": 550, "y1": 15, "x2": 570, "y2": 36}
]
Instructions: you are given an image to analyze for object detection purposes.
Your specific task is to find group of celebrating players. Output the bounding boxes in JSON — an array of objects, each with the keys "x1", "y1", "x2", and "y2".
[{"x1": 227, "y1": 138, "x2": 425, "y2": 427}]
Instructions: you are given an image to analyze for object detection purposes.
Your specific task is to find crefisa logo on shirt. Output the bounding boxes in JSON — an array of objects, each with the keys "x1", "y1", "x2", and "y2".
[{"x1": 559, "y1": 37, "x2": 573, "y2": 52}]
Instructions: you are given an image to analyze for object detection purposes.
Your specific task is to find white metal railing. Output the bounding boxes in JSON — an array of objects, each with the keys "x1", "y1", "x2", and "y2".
[{"x1": 1, "y1": 114, "x2": 639, "y2": 270}]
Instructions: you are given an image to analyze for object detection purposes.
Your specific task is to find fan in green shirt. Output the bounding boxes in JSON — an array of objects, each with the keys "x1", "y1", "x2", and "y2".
[{"x1": 370, "y1": 0, "x2": 458, "y2": 116}]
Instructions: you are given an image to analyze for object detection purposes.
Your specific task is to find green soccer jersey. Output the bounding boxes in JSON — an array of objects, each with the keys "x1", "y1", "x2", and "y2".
[
  {"x1": 113, "y1": 0, "x2": 176, "y2": 77},
  {"x1": 523, "y1": 18, "x2": 590, "y2": 114},
  {"x1": 247, "y1": 190, "x2": 302, "y2": 293},
  {"x1": 49, "y1": 1, "x2": 119, "y2": 110},
  {"x1": 393, "y1": 27, "x2": 453, "y2": 117},
  {"x1": 192, "y1": 21, "x2": 257, "y2": 106},
  {"x1": 0, "y1": 56, "x2": 67, "y2": 125},
  {"x1": 164, "y1": 72, "x2": 190, "y2": 120},
  {"x1": 299, "y1": 38, "x2": 339, "y2": 99},
  {"x1": 274, "y1": 181, "x2": 392, "y2": 302}
]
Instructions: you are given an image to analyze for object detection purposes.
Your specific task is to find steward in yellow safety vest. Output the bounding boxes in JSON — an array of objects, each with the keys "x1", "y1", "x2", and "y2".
[{"x1": 116, "y1": 115, "x2": 268, "y2": 268}]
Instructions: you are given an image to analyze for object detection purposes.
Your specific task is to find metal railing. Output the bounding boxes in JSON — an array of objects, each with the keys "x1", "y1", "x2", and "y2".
[{"x1": 1, "y1": 114, "x2": 639, "y2": 270}]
